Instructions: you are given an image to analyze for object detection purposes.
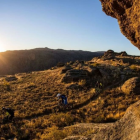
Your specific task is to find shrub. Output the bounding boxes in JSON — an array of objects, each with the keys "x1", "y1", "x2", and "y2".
[
  {"x1": 78, "y1": 79, "x2": 86, "y2": 86},
  {"x1": 57, "y1": 62, "x2": 65, "y2": 67},
  {"x1": 3, "y1": 80, "x2": 11, "y2": 91},
  {"x1": 49, "y1": 113, "x2": 74, "y2": 127},
  {"x1": 94, "y1": 114, "x2": 104, "y2": 123},
  {"x1": 40, "y1": 126, "x2": 67, "y2": 140},
  {"x1": 118, "y1": 104, "x2": 126, "y2": 110},
  {"x1": 26, "y1": 82, "x2": 37, "y2": 89},
  {"x1": 91, "y1": 62, "x2": 100, "y2": 67},
  {"x1": 129, "y1": 65, "x2": 137, "y2": 70}
]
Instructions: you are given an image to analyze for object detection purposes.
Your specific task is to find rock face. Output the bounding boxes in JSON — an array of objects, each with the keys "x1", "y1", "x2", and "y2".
[
  {"x1": 104, "y1": 50, "x2": 115, "y2": 57},
  {"x1": 63, "y1": 100, "x2": 140, "y2": 140},
  {"x1": 99, "y1": 0, "x2": 140, "y2": 50},
  {"x1": 61, "y1": 69, "x2": 89, "y2": 83},
  {"x1": 121, "y1": 77, "x2": 140, "y2": 95},
  {"x1": 92, "y1": 100, "x2": 140, "y2": 140},
  {"x1": 61, "y1": 65, "x2": 72, "y2": 73},
  {"x1": 5, "y1": 76, "x2": 18, "y2": 82},
  {"x1": 120, "y1": 51, "x2": 127, "y2": 56}
]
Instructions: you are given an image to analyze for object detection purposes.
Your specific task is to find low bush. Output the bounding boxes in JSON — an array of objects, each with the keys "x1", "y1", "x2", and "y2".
[
  {"x1": 40, "y1": 126, "x2": 67, "y2": 140},
  {"x1": 49, "y1": 113, "x2": 74, "y2": 127}
]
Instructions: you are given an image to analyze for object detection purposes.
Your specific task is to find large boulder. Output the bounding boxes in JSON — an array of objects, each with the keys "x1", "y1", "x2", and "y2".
[
  {"x1": 91, "y1": 100, "x2": 140, "y2": 140},
  {"x1": 103, "y1": 50, "x2": 115, "y2": 57},
  {"x1": 61, "y1": 65, "x2": 72, "y2": 74},
  {"x1": 121, "y1": 77, "x2": 140, "y2": 94},
  {"x1": 99, "y1": 0, "x2": 140, "y2": 50},
  {"x1": 5, "y1": 76, "x2": 18, "y2": 82},
  {"x1": 63, "y1": 100, "x2": 140, "y2": 140},
  {"x1": 99, "y1": 68, "x2": 109, "y2": 77},
  {"x1": 120, "y1": 51, "x2": 128, "y2": 56},
  {"x1": 61, "y1": 69, "x2": 89, "y2": 83},
  {"x1": 57, "y1": 62, "x2": 65, "y2": 67}
]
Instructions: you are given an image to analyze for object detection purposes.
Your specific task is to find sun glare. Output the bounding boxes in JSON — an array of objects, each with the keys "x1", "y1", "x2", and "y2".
[{"x1": 0, "y1": 47, "x2": 6, "y2": 52}]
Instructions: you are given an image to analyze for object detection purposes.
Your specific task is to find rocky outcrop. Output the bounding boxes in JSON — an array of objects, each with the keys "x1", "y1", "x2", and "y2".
[
  {"x1": 104, "y1": 50, "x2": 115, "y2": 57},
  {"x1": 63, "y1": 100, "x2": 140, "y2": 140},
  {"x1": 61, "y1": 67, "x2": 106, "y2": 83},
  {"x1": 61, "y1": 65, "x2": 72, "y2": 73},
  {"x1": 121, "y1": 77, "x2": 140, "y2": 95},
  {"x1": 61, "y1": 69, "x2": 89, "y2": 83},
  {"x1": 5, "y1": 76, "x2": 18, "y2": 82},
  {"x1": 57, "y1": 62, "x2": 65, "y2": 67},
  {"x1": 120, "y1": 51, "x2": 127, "y2": 56},
  {"x1": 92, "y1": 100, "x2": 140, "y2": 140},
  {"x1": 99, "y1": 0, "x2": 140, "y2": 50}
]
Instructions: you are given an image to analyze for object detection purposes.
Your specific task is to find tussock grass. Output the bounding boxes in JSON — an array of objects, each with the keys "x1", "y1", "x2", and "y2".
[{"x1": 0, "y1": 67, "x2": 140, "y2": 139}]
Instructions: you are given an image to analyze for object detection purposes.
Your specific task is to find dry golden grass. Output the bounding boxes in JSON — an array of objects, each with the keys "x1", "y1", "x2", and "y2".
[
  {"x1": 129, "y1": 65, "x2": 137, "y2": 70},
  {"x1": 90, "y1": 62, "x2": 100, "y2": 67},
  {"x1": 0, "y1": 66, "x2": 140, "y2": 140}
]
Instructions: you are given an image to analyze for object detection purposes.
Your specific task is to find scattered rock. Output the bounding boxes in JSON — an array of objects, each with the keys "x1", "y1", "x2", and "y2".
[
  {"x1": 104, "y1": 50, "x2": 114, "y2": 56},
  {"x1": 61, "y1": 65, "x2": 72, "y2": 73},
  {"x1": 120, "y1": 51, "x2": 127, "y2": 56},
  {"x1": 66, "y1": 84, "x2": 82, "y2": 90},
  {"x1": 57, "y1": 62, "x2": 65, "y2": 67},
  {"x1": 99, "y1": 69, "x2": 109, "y2": 77},
  {"x1": 121, "y1": 77, "x2": 140, "y2": 94},
  {"x1": 121, "y1": 74, "x2": 126, "y2": 81},
  {"x1": 83, "y1": 67, "x2": 97, "y2": 76},
  {"x1": 5, "y1": 76, "x2": 18, "y2": 82},
  {"x1": 69, "y1": 61, "x2": 74, "y2": 65}
]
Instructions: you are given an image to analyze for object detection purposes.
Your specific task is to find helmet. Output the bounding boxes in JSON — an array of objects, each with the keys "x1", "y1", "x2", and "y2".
[
  {"x1": 2, "y1": 107, "x2": 5, "y2": 110},
  {"x1": 57, "y1": 93, "x2": 61, "y2": 98}
]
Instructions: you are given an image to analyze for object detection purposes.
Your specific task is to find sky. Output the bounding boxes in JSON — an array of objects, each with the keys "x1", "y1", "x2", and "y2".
[{"x1": 0, "y1": 0, "x2": 139, "y2": 55}]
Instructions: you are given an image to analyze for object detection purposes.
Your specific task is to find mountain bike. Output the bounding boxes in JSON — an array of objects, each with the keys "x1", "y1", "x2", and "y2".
[
  {"x1": 2, "y1": 116, "x2": 16, "y2": 124},
  {"x1": 54, "y1": 100, "x2": 74, "y2": 113},
  {"x1": 95, "y1": 88, "x2": 101, "y2": 95}
]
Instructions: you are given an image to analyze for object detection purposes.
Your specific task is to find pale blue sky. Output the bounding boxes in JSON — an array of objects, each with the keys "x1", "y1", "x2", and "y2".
[{"x1": 0, "y1": 0, "x2": 139, "y2": 55}]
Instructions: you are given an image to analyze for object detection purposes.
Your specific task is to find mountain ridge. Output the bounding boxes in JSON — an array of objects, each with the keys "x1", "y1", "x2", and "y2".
[{"x1": 0, "y1": 47, "x2": 104, "y2": 75}]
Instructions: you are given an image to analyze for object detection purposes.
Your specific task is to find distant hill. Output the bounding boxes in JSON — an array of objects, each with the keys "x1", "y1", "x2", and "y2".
[{"x1": 0, "y1": 47, "x2": 104, "y2": 75}]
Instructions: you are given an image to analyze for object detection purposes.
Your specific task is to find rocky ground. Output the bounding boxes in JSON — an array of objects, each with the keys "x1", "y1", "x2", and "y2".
[
  {"x1": 63, "y1": 100, "x2": 140, "y2": 140},
  {"x1": 1, "y1": 50, "x2": 140, "y2": 139}
]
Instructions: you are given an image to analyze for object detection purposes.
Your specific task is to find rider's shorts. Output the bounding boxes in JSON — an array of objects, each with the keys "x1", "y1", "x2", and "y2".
[{"x1": 63, "y1": 98, "x2": 68, "y2": 105}]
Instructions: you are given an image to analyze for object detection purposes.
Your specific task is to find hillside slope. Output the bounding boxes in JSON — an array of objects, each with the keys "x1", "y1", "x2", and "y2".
[
  {"x1": 0, "y1": 47, "x2": 104, "y2": 75},
  {"x1": 1, "y1": 50, "x2": 140, "y2": 139}
]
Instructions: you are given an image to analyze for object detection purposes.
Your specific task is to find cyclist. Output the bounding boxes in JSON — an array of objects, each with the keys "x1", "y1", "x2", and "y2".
[
  {"x1": 95, "y1": 81, "x2": 102, "y2": 94},
  {"x1": 99, "y1": 82, "x2": 103, "y2": 89},
  {"x1": 2, "y1": 107, "x2": 14, "y2": 121},
  {"x1": 57, "y1": 93, "x2": 68, "y2": 106}
]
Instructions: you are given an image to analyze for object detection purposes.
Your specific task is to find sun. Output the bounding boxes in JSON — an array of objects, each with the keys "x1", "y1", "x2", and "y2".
[{"x1": 0, "y1": 47, "x2": 6, "y2": 52}]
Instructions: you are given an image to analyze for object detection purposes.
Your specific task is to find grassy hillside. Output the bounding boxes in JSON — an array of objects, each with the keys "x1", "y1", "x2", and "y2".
[
  {"x1": 1, "y1": 50, "x2": 140, "y2": 140},
  {"x1": 0, "y1": 47, "x2": 104, "y2": 75}
]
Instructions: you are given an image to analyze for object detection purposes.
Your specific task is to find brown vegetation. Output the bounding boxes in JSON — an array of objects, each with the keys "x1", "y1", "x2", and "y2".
[{"x1": 1, "y1": 50, "x2": 140, "y2": 139}]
